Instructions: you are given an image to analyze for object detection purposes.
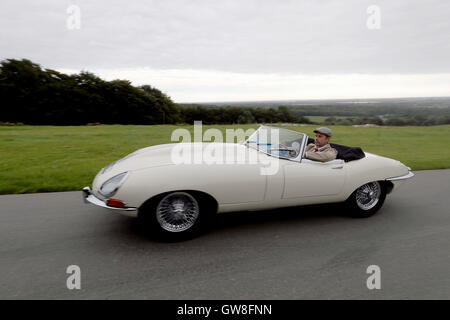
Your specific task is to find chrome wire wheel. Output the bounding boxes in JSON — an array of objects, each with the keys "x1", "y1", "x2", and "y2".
[
  {"x1": 355, "y1": 182, "x2": 381, "y2": 211},
  {"x1": 156, "y1": 192, "x2": 200, "y2": 233}
]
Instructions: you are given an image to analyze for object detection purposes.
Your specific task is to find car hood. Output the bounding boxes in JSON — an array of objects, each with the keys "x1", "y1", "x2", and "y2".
[
  {"x1": 98, "y1": 142, "x2": 254, "y2": 178},
  {"x1": 91, "y1": 142, "x2": 262, "y2": 200}
]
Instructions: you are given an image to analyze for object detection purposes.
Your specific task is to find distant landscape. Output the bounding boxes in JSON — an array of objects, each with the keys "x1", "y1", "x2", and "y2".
[
  {"x1": 1, "y1": 58, "x2": 450, "y2": 127},
  {"x1": 180, "y1": 96, "x2": 450, "y2": 126}
]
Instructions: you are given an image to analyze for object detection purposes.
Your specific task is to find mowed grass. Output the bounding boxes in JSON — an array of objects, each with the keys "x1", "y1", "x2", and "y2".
[{"x1": 0, "y1": 124, "x2": 449, "y2": 194}]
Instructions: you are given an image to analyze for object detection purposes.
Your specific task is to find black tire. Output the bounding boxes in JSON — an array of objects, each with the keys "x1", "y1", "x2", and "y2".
[
  {"x1": 345, "y1": 181, "x2": 387, "y2": 218},
  {"x1": 138, "y1": 191, "x2": 214, "y2": 241}
]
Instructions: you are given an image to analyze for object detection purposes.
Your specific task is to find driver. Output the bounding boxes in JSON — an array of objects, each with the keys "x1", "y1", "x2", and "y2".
[{"x1": 305, "y1": 127, "x2": 338, "y2": 162}]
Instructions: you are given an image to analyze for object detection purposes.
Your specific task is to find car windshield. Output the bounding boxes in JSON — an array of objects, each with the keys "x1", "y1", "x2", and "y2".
[{"x1": 245, "y1": 126, "x2": 306, "y2": 159}]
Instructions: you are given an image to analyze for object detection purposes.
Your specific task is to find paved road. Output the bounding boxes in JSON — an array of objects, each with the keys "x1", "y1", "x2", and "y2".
[{"x1": 0, "y1": 170, "x2": 449, "y2": 299}]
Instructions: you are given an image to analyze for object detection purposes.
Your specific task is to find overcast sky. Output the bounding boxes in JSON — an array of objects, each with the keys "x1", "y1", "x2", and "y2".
[{"x1": 1, "y1": 0, "x2": 450, "y2": 102}]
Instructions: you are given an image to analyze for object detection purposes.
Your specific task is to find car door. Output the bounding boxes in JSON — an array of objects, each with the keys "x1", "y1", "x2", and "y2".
[{"x1": 282, "y1": 159, "x2": 346, "y2": 199}]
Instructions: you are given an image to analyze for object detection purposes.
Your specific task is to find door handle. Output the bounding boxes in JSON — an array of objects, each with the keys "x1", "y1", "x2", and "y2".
[{"x1": 332, "y1": 165, "x2": 343, "y2": 169}]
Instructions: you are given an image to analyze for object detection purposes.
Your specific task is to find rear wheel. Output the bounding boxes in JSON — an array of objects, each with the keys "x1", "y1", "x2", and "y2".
[{"x1": 346, "y1": 181, "x2": 386, "y2": 218}]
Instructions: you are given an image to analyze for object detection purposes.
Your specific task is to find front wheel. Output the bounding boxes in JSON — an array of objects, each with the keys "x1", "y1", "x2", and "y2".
[
  {"x1": 139, "y1": 191, "x2": 211, "y2": 240},
  {"x1": 346, "y1": 181, "x2": 387, "y2": 218},
  {"x1": 156, "y1": 192, "x2": 200, "y2": 233}
]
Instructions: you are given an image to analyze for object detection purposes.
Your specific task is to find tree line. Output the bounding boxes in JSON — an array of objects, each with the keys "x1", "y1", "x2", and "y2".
[
  {"x1": 0, "y1": 59, "x2": 180, "y2": 125},
  {"x1": 0, "y1": 59, "x2": 307, "y2": 126},
  {"x1": 180, "y1": 105, "x2": 311, "y2": 124}
]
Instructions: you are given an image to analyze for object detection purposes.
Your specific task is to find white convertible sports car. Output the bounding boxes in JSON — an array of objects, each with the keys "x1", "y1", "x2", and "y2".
[{"x1": 83, "y1": 126, "x2": 414, "y2": 239}]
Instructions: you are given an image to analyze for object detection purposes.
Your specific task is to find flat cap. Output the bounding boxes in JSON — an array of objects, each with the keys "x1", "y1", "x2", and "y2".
[{"x1": 313, "y1": 127, "x2": 333, "y2": 137}]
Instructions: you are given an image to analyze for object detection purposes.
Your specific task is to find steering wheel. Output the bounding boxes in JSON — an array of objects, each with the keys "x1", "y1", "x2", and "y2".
[{"x1": 270, "y1": 145, "x2": 297, "y2": 157}]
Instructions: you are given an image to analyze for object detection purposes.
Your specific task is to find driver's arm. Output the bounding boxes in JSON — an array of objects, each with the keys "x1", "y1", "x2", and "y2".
[
  {"x1": 304, "y1": 144, "x2": 314, "y2": 159},
  {"x1": 305, "y1": 147, "x2": 338, "y2": 162}
]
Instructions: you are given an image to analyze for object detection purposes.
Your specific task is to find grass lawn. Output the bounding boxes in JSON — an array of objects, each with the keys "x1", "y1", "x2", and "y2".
[{"x1": 1, "y1": 124, "x2": 449, "y2": 194}]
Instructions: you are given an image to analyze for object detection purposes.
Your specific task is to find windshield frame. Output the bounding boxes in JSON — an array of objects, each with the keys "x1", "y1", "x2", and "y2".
[{"x1": 244, "y1": 125, "x2": 307, "y2": 162}]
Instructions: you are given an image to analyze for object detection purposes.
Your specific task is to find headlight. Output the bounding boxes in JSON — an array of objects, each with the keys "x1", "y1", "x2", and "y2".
[{"x1": 99, "y1": 172, "x2": 129, "y2": 197}]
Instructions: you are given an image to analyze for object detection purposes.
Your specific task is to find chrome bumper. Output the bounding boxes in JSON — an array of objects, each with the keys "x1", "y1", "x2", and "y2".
[
  {"x1": 385, "y1": 170, "x2": 414, "y2": 194},
  {"x1": 386, "y1": 170, "x2": 415, "y2": 181},
  {"x1": 82, "y1": 187, "x2": 137, "y2": 215}
]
